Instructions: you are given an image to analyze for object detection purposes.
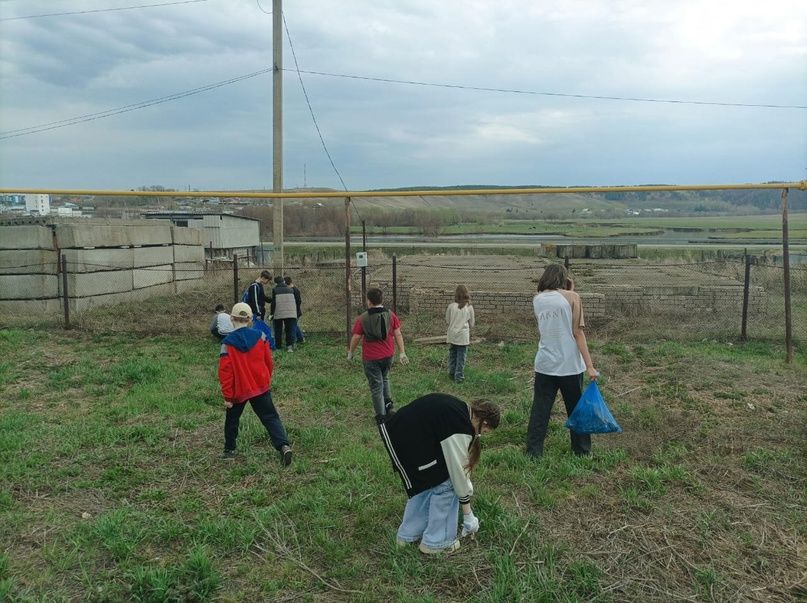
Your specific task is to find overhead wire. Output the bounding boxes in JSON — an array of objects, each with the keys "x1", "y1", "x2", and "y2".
[
  {"x1": 281, "y1": 68, "x2": 807, "y2": 111},
  {"x1": 0, "y1": 67, "x2": 273, "y2": 140},
  {"x1": 281, "y1": 11, "x2": 362, "y2": 223},
  {"x1": 0, "y1": 0, "x2": 209, "y2": 22},
  {"x1": 1, "y1": 34, "x2": 803, "y2": 141}
]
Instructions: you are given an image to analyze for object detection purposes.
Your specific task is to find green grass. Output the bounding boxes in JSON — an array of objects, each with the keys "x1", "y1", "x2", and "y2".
[{"x1": 0, "y1": 330, "x2": 804, "y2": 601}]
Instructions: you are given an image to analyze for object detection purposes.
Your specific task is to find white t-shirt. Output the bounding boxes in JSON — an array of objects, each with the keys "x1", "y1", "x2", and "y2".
[
  {"x1": 533, "y1": 290, "x2": 585, "y2": 376},
  {"x1": 445, "y1": 302, "x2": 475, "y2": 345}
]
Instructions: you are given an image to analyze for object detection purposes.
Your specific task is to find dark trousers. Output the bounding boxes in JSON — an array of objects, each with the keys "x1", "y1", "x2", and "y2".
[
  {"x1": 273, "y1": 317, "x2": 298, "y2": 350},
  {"x1": 527, "y1": 372, "x2": 591, "y2": 457},
  {"x1": 363, "y1": 356, "x2": 393, "y2": 416},
  {"x1": 224, "y1": 390, "x2": 289, "y2": 452}
]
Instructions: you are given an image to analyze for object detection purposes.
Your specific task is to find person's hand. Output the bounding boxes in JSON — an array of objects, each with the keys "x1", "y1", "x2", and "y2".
[
  {"x1": 224, "y1": 399, "x2": 234, "y2": 409},
  {"x1": 347, "y1": 350, "x2": 354, "y2": 362},
  {"x1": 398, "y1": 353, "x2": 409, "y2": 365},
  {"x1": 587, "y1": 367, "x2": 599, "y2": 381},
  {"x1": 461, "y1": 511, "x2": 480, "y2": 537}
]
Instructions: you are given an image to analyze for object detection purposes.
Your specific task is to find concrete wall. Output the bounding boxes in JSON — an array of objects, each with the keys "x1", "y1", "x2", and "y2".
[
  {"x1": 0, "y1": 221, "x2": 206, "y2": 314},
  {"x1": 397, "y1": 284, "x2": 762, "y2": 328},
  {"x1": 408, "y1": 289, "x2": 606, "y2": 323}
]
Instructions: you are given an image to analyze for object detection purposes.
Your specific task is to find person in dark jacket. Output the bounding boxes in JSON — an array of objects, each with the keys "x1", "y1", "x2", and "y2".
[
  {"x1": 245, "y1": 270, "x2": 273, "y2": 321},
  {"x1": 218, "y1": 302, "x2": 292, "y2": 465},
  {"x1": 271, "y1": 276, "x2": 299, "y2": 352},
  {"x1": 379, "y1": 393, "x2": 500, "y2": 554}
]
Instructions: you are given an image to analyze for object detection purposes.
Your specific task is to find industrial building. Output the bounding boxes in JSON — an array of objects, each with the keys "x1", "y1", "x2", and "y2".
[{"x1": 143, "y1": 212, "x2": 262, "y2": 261}]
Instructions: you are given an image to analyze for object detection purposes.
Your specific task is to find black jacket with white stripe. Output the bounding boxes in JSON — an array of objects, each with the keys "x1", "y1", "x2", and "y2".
[{"x1": 379, "y1": 393, "x2": 475, "y2": 502}]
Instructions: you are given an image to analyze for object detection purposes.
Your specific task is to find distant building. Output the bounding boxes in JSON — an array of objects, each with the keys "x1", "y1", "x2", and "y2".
[
  {"x1": 143, "y1": 211, "x2": 262, "y2": 261},
  {"x1": 0, "y1": 194, "x2": 25, "y2": 204},
  {"x1": 25, "y1": 194, "x2": 50, "y2": 215}
]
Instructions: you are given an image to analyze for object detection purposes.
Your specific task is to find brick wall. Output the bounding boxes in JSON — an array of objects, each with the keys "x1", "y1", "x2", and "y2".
[{"x1": 404, "y1": 285, "x2": 763, "y2": 323}]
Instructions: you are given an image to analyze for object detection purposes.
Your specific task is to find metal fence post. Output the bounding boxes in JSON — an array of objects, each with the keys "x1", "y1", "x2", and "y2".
[
  {"x1": 233, "y1": 254, "x2": 239, "y2": 305},
  {"x1": 344, "y1": 197, "x2": 352, "y2": 347},
  {"x1": 61, "y1": 253, "x2": 70, "y2": 329},
  {"x1": 564, "y1": 256, "x2": 570, "y2": 270},
  {"x1": 781, "y1": 188, "x2": 793, "y2": 363},
  {"x1": 741, "y1": 253, "x2": 752, "y2": 341},
  {"x1": 361, "y1": 220, "x2": 367, "y2": 310},
  {"x1": 392, "y1": 254, "x2": 398, "y2": 313}
]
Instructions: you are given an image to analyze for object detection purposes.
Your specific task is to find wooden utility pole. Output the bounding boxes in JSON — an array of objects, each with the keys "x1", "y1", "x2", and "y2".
[{"x1": 272, "y1": 0, "x2": 284, "y2": 272}]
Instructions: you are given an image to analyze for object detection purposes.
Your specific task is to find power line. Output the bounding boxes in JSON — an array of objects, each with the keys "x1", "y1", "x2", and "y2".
[
  {"x1": 282, "y1": 12, "x2": 351, "y2": 200},
  {"x1": 0, "y1": 0, "x2": 209, "y2": 22},
  {"x1": 255, "y1": 0, "x2": 271, "y2": 15},
  {"x1": 0, "y1": 67, "x2": 272, "y2": 140},
  {"x1": 282, "y1": 68, "x2": 807, "y2": 111}
]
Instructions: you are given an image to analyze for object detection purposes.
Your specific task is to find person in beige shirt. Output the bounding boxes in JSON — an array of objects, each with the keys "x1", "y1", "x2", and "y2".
[{"x1": 446, "y1": 285, "x2": 475, "y2": 383}]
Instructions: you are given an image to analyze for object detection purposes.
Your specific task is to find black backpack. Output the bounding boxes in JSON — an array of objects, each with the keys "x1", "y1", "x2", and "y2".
[{"x1": 361, "y1": 307, "x2": 391, "y2": 341}]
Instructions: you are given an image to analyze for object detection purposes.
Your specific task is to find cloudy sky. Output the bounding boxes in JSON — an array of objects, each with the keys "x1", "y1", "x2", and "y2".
[{"x1": 0, "y1": 0, "x2": 805, "y2": 191}]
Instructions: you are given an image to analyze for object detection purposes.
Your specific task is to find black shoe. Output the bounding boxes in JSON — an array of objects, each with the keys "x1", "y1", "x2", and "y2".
[
  {"x1": 221, "y1": 449, "x2": 237, "y2": 461},
  {"x1": 384, "y1": 399, "x2": 395, "y2": 414},
  {"x1": 280, "y1": 445, "x2": 293, "y2": 466}
]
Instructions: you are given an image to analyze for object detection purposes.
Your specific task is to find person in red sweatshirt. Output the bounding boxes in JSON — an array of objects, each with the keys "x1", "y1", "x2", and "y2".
[{"x1": 219, "y1": 302, "x2": 292, "y2": 465}]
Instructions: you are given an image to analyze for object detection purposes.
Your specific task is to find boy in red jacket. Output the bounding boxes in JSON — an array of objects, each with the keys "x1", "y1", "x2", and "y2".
[{"x1": 219, "y1": 302, "x2": 292, "y2": 465}]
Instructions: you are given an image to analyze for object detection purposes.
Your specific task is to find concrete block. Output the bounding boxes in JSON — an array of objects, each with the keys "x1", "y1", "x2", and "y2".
[
  {"x1": 69, "y1": 283, "x2": 175, "y2": 313},
  {"x1": 0, "y1": 274, "x2": 59, "y2": 299},
  {"x1": 133, "y1": 265, "x2": 174, "y2": 289},
  {"x1": 63, "y1": 270, "x2": 132, "y2": 297},
  {"x1": 133, "y1": 246, "x2": 173, "y2": 267},
  {"x1": 171, "y1": 226, "x2": 204, "y2": 246},
  {"x1": 63, "y1": 248, "x2": 133, "y2": 273},
  {"x1": 127, "y1": 224, "x2": 172, "y2": 246},
  {"x1": 55, "y1": 224, "x2": 130, "y2": 248},
  {"x1": 0, "y1": 299, "x2": 63, "y2": 314},
  {"x1": 0, "y1": 250, "x2": 59, "y2": 274},
  {"x1": 174, "y1": 262, "x2": 204, "y2": 281},
  {"x1": 0, "y1": 225, "x2": 54, "y2": 250},
  {"x1": 173, "y1": 245, "x2": 204, "y2": 263}
]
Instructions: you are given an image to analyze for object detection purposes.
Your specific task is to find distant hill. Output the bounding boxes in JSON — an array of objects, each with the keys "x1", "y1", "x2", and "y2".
[{"x1": 349, "y1": 185, "x2": 806, "y2": 216}]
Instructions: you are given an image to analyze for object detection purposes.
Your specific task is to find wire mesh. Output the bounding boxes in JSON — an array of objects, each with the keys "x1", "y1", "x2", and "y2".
[{"x1": 0, "y1": 253, "x2": 803, "y2": 349}]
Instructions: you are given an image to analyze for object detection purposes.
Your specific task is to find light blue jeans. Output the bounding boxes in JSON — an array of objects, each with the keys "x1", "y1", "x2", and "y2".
[{"x1": 397, "y1": 478, "x2": 459, "y2": 549}]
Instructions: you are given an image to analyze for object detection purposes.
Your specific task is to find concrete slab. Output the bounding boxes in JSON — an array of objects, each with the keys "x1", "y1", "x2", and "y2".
[
  {"x1": 173, "y1": 245, "x2": 204, "y2": 263},
  {"x1": 174, "y1": 261, "x2": 204, "y2": 281},
  {"x1": 63, "y1": 248, "x2": 133, "y2": 273},
  {"x1": 55, "y1": 224, "x2": 130, "y2": 248},
  {"x1": 0, "y1": 274, "x2": 59, "y2": 299},
  {"x1": 133, "y1": 265, "x2": 173, "y2": 289},
  {"x1": 69, "y1": 282, "x2": 176, "y2": 312},
  {"x1": 133, "y1": 246, "x2": 173, "y2": 267},
  {"x1": 0, "y1": 225, "x2": 54, "y2": 250},
  {"x1": 62, "y1": 270, "x2": 133, "y2": 297},
  {"x1": 0, "y1": 299, "x2": 62, "y2": 314},
  {"x1": 127, "y1": 224, "x2": 172, "y2": 246},
  {"x1": 0, "y1": 250, "x2": 59, "y2": 274},
  {"x1": 171, "y1": 226, "x2": 204, "y2": 246}
]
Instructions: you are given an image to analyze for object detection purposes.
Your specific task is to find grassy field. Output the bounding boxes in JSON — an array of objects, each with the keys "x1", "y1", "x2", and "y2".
[
  {"x1": 0, "y1": 329, "x2": 805, "y2": 601},
  {"x1": 348, "y1": 213, "x2": 807, "y2": 242}
]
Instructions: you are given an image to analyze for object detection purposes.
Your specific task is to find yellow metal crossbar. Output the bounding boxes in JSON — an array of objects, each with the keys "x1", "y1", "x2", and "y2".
[{"x1": 1, "y1": 181, "x2": 805, "y2": 199}]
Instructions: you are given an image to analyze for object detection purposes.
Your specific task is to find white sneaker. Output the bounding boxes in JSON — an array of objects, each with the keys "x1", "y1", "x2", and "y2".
[{"x1": 418, "y1": 540, "x2": 460, "y2": 555}]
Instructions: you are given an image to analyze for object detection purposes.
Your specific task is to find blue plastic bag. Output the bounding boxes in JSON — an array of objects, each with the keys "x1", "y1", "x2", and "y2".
[
  {"x1": 252, "y1": 318, "x2": 276, "y2": 350},
  {"x1": 565, "y1": 381, "x2": 622, "y2": 434}
]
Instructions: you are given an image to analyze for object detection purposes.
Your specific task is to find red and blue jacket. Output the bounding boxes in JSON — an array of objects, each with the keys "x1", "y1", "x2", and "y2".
[{"x1": 218, "y1": 327, "x2": 274, "y2": 404}]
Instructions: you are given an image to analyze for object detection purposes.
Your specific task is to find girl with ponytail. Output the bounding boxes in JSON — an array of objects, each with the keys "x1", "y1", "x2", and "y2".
[{"x1": 378, "y1": 394, "x2": 500, "y2": 554}]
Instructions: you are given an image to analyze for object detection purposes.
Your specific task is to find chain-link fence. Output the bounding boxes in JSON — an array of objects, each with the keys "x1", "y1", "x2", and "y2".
[{"x1": 2, "y1": 252, "x2": 802, "y2": 353}]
